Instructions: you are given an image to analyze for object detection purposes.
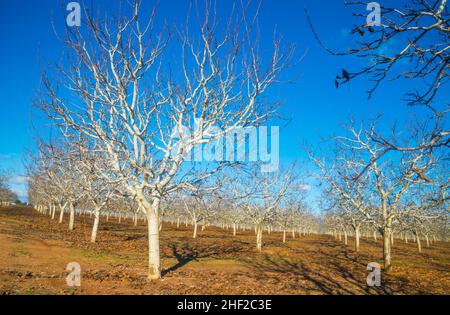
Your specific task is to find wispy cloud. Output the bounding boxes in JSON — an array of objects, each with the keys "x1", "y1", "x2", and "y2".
[
  {"x1": 5, "y1": 175, "x2": 29, "y2": 201},
  {"x1": 297, "y1": 183, "x2": 311, "y2": 191},
  {"x1": 8, "y1": 175, "x2": 29, "y2": 185},
  {"x1": 11, "y1": 187, "x2": 28, "y2": 199},
  {"x1": 0, "y1": 153, "x2": 16, "y2": 159}
]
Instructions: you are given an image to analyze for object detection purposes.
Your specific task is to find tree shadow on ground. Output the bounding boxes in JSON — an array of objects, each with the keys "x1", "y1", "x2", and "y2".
[
  {"x1": 253, "y1": 236, "x2": 431, "y2": 294},
  {"x1": 243, "y1": 235, "x2": 393, "y2": 294},
  {"x1": 318, "y1": 239, "x2": 432, "y2": 294},
  {"x1": 161, "y1": 242, "x2": 244, "y2": 276},
  {"x1": 244, "y1": 253, "x2": 393, "y2": 294}
]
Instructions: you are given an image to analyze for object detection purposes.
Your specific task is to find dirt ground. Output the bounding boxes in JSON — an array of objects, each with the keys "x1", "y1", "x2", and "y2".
[{"x1": 0, "y1": 206, "x2": 448, "y2": 295}]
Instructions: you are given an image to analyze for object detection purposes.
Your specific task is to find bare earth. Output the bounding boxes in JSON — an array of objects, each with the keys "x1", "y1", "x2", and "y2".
[{"x1": 0, "y1": 206, "x2": 448, "y2": 295}]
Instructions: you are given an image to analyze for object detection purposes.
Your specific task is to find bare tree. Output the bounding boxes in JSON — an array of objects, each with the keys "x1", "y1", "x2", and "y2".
[
  {"x1": 0, "y1": 170, "x2": 17, "y2": 205},
  {"x1": 31, "y1": 141, "x2": 84, "y2": 230},
  {"x1": 277, "y1": 194, "x2": 310, "y2": 243},
  {"x1": 232, "y1": 166, "x2": 295, "y2": 251},
  {"x1": 307, "y1": 0, "x2": 449, "y2": 171},
  {"x1": 36, "y1": 1, "x2": 293, "y2": 279},
  {"x1": 73, "y1": 141, "x2": 120, "y2": 242},
  {"x1": 310, "y1": 119, "x2": 445, "y2": 271}
]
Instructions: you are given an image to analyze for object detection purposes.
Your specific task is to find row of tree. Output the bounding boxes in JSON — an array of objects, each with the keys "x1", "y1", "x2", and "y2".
[
  {"x1": 308, "y1": 119, "x2": 449, "y2": 271},
  {"x1": 304, "y1": 0, "x2": 450, "y2": 271},
  {"x1": 0, "y1": 171, "x2": 17, "y2": 206},
  {"x1": 27, "y1": 0, "x2": 449, "y2": 280},
  {"x1": 28, "y1": 143, "x2": 319, "y2": 250},
  {"x1": 30, "y1": 0, "x2": 297, "y2": 279}
]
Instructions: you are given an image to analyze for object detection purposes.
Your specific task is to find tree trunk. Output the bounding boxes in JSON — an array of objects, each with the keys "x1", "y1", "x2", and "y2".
[
  {"x1": 283, "y1": 229, "x2": 286, "y2": 243},
  {"x1": 291, "y1": 229, "x2": 295, "y2": 239},
  {"x1": 90, "y1": 207, "x2": 100, "y2": 243},
  {"x1": 58, "y1": 203, "x2": 66, "y2": 223},
  {"x1": 256, "y1": 223, "x2": 263, "y2": 252},
  {"x1": 193, "y1": 221, "x2": 198, "y2": 239},
  {"x1": 146, "y1": 198, "x2": 161, "y2": 280},
  {"x1": 383, "y1": 228, "x2": 392, "y2": 271},
  {"x1": 68, "y1": 202, "x2": 75, "y2": 231},
  {"x1": 355, "y1": 227, "x2": 360, "y2": 252},
  {"x1": 373, "y1": 230, "x2": 377, "y2": 242},
  {"x1": 201, "y1": 220, "x2": 206, "y2": 231},
  {"x1": 344, "y1": 229, "x2": 348, "y2": 246},
  {"x1": 425, "y1": 234, "x2": 430, "y2": 247},
  {"x1": 51, "y1": 205, "x2": 56, "y2": 220},
  {"x1": 415, "y1": 231, "x2": 422, "y2": 253},
  {"x1": 177, "y1": 217, "x2": 180, "y2": 229},
  {"x1": 233, "y1": 223, "x2": 237, "y2": 236}
]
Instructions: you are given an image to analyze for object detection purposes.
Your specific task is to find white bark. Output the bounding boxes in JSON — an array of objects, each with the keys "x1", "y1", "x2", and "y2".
[
  {"x1": 256, "y1": 223, "x2": 263, "y2": 252},
  {"x1": 90, "y1": 207, "x2": 100, "y2": 243},
  {"x1": 68, "y1": 202, "x2": 75, "y2": 231},
  {"x1": 146, "y1": 198, "x2": 161, "y2": 280}
]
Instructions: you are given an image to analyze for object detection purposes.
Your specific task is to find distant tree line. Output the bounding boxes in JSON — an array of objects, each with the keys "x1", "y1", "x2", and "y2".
[{"x1": 0, "y1": 171, "x2": 18, "y2": 205}]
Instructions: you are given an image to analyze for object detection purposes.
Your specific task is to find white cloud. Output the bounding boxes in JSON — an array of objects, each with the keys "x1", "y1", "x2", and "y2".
[
  {"x1": 297, "y1": 183, "x2": 311, "y2": 191},
  {"x1": 8, "y1": 175, "x2": 29, "y2": 185},
  {"x1": 11, "y1": 187, "x2": 28, "y2": 199},
  {"x1": 0, "y1": 153, "x2": 16, "y2": 159}
]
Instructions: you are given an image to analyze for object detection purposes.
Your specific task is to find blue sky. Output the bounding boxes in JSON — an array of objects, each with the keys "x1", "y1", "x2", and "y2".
[{"x1": 0, "y1": 0, "x2": 446, "y2": 202}]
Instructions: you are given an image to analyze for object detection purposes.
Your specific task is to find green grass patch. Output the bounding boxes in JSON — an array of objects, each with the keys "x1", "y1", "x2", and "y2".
[
  {"x1": 77, "y1": 248, "x2": 143, "y2": 265},
  {"x1": 9, "y1": 245, "x2": 31, "y2": 257},
  {"x1": 23, "y1": 288, "x2": 35, "y2": 295}
]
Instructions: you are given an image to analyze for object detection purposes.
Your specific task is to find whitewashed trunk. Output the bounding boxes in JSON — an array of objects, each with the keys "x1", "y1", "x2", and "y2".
[
  {"x1": 383, "y1": 229, "x2": 392, "y2": 271},
  {"x1": 51, "y1": 205, "x2": 56, "y2": 220},
  {"x1": 58, "y1": 204, "x2": 66, "y2": 223},
  {"x1": 146, "y1": 198, "x2": 161, "y2": 280},
  {"x1": 355, "y1": 227, "x2": 360, "y2": 252},
  {"x1": 90, "y1": 208, "x2": 100, "y2": 243},
  {"x1": 68, "y1": 203, "x2": 75, "y2": 231},
  {"x1": 193, "y1": 221, "x2": 198, "y2": 239},
  {"x1": 415, "y1": 232, "x2": 422, "y2": 253},
  {"x1": 256, "y1": 223, "x2": 263, "y2": 251}
]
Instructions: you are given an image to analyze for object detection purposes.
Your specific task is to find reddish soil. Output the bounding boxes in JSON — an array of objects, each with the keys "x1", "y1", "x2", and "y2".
[{"x1": 0, "y1": 206, "x2": 449, "y2": 295}]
